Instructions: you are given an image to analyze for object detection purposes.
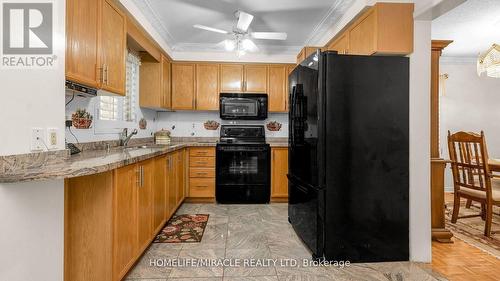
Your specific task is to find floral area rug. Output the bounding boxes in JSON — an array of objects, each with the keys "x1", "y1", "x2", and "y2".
[
  {"x1": 445, "y1": 195, "x2": 500, "y2": 258},
  {"x1": 153, "y1": 214, "x2": 209, "y2": 243}
]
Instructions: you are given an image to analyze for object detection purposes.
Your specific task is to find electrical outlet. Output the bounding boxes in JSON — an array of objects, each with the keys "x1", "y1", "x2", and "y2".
[
  {"x1": 47, "y1": 128, "x2": 58, "y2": 149},
  {"x1": 31, "y1": 128, "x2": 45, "y2": 151}
]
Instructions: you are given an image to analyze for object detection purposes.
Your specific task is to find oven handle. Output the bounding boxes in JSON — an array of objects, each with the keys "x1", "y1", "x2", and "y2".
[{"x1": 217, "y1": 146, "x2": 269, "y2": 152}]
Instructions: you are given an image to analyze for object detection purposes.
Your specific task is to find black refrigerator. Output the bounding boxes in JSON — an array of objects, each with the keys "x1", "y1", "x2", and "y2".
[{"x1": 288, "y1": 51, "x2": 409, "y2": 263}]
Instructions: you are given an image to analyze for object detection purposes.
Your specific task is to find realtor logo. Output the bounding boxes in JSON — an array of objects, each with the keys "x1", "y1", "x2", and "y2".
[{"x1": 1, "y1": 1, "x2": 56, "y2": 68}]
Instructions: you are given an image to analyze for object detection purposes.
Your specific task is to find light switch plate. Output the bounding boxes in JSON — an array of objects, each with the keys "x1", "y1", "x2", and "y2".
[
  {"x1": 47, "y1": 128, "x2": 58, "y2": 149},
  {"x1": 31, "y1": 128, "x2": 45, "y2": 151}
]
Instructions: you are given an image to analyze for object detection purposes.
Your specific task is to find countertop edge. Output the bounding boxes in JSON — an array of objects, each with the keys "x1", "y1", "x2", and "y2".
[{"x1": 0, "y1": 142, "x2": 288, "y2": 184}]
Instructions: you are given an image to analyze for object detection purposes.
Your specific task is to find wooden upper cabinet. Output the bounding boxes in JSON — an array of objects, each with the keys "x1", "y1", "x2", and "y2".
[
  {"x1": 138, "y1": 56, "x2": 170, "y2": 109},
  {"x1": 196, "y1": 64, "x2": 219, "y2": 110},
  {"x1": 139, "y1": 59, "x2": 161, "y2": 109},
  {"x1": 65, "y1": 0, "x2": 100, "y2": 88},
  {"x1": 268, "y1": 65, "x2": 287, "y2": 112},
  {"x1": 285, "y1": 65, "x2": 295, "y2": 112},
  {"x1": 349, "y1": 9, "x2": 376, "y2": 55},
  {"x1": 162, "y1": 55, "x2": 171, "y2": 109},
  {"x1": 374, "y1": 3, "x2": 414, "y2": 54},
  {"x1": 244, "y1": 65, "x2": 268, "y2": 93},
  {"x1": 296, "y1": 47, "x2": 321, "y2": 64},
  {"x1": 328, "y1": 33, "x2": 349, "y2": 54},
  {"x1": 171, "y1": 63, "x2": 195, "y2": 110},
  {"x1": 66, "y1": 0, "x2": 126, "y2": 95},
  {"x1": 220, "y1": 64, "x2": 244, "y2": 92},
  {"x1": 325, "y1": 3, "x2": 414, "y2": 56},
  {"x1": 99, "y1": 0, "x2": 126, "y2": 95}
]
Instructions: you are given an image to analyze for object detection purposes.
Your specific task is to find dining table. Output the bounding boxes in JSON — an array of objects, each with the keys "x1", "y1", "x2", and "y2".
[{"x1": 489, "y1": 159, "x2": 500, "y2": 173}]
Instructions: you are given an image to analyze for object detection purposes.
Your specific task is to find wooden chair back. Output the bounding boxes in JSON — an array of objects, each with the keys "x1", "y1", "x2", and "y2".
[{"x1": 447, "y1": 131, "x2": 492, "y2": 196}]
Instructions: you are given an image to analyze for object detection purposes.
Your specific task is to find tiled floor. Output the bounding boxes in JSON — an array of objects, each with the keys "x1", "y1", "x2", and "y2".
[{"x1": 126, "y1": 203, "x2": 445, "y2": 281}]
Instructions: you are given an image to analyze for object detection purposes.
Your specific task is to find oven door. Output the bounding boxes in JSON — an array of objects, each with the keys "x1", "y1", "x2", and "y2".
[
  {"x1": 216, "y1": 144, "x2": 270, "y2": 203},
  {"x1": 219, "y1": 94, "x2": 267, "y2": 120}
]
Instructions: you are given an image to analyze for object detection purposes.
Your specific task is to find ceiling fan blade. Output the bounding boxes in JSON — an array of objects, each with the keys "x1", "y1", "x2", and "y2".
[
  {"x1": 193, "y1": 24, "x2": 229, "y2": 34},
  {"x1": 242, "y1": 39, "x2": 259, "y2": 52},
  {"x1": 236, "y1": 11, "x2": 254, "y2": 32},
  {"x1": 251, "y1": 32, "x2": 288, "y2": 40}
]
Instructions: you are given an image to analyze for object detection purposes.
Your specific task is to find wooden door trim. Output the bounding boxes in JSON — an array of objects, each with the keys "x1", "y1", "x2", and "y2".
[{"x1": 430, "y1": 39, "x2": 453, "y2": 244}]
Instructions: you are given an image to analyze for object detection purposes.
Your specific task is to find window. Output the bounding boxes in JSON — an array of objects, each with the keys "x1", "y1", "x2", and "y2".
[
  {"x1": 98, "y1": 52, "x2": 141, "y2": 122},
  {"x1": 99, "y1": 96, "x2": 118, "y2": 121},
  {"x1": 124, "y1": 52, "x2": 141, "y2": 122}
]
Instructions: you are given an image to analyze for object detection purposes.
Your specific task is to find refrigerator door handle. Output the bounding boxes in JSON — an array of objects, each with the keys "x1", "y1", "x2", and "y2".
[{"x1": 287, "y1": 174, "x2": 324, "y2": 191}]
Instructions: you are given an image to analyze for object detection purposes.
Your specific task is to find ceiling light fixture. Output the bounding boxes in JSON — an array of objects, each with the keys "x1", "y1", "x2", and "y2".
[
  {"x1": 224, "y1": 40, "x2": 235, "y2": 51},
  {"x1": 477, "y1": 44, "x2": 500, "y2": 78},
  {"x1": 193, "y1": 10, "x2": 288, "y2": 57}
]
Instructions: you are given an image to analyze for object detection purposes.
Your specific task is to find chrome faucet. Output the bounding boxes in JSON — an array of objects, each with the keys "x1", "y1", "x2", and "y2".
[{"x1": 120, "y1": 128, "x2": 138, "y2": 146}]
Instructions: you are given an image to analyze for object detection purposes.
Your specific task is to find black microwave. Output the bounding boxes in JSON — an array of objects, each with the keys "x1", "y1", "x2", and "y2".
[{"x1": 219, "y1": 93, "x2": 268, "y2": 120}]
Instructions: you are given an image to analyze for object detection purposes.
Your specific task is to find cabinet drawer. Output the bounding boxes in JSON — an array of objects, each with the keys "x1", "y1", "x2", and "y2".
[
  {"x1": 189, "y1": 147, "x2": 215, "y2": 157},
  {"x1": 189, "y1": 156, "x2": 215, "y2": 167},
  {"x1": 189, "y1": 168, "x2": 215, "y2": 178},
  {"x1": 189, "y1": 178, "x2": 215, "y2": 197}
]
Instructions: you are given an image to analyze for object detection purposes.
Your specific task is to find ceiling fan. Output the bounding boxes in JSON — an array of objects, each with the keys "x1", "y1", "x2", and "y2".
[{"x1": 193, "y1": 10, "x2": 288, "y2": 56}]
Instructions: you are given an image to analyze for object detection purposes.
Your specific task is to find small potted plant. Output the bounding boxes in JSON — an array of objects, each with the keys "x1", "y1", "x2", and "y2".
[
  {"x1": 72, "y1": 108, "x2": 93, "y2": 129},
  {"x1": 203, "y1": 120, "x2": 220, "y2": 130},
  {"x1": 266, "y1": 121, "x2": 282, "y2": 131}
]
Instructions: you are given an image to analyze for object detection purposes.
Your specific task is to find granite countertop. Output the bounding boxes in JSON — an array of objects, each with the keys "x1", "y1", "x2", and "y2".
[{"x1": 0, "y1": 139, "x2": 288, "y2": 183}]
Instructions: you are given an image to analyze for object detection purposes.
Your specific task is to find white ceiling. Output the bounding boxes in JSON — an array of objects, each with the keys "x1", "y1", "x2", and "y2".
[
  {"x1": 432, "y1": 0, "x2": 500, "y2": 57},
  {"x1": 132, "y1": 0, "x2": 355, "y2": 55}
]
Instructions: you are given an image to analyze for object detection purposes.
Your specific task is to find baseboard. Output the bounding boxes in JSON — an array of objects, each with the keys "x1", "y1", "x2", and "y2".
[
  {"x1": 184, "y1": 197, "x2": 215, "y2": 203},
  {"x1": 271, "y1": 197, "x2": 288, "y2": 203}
]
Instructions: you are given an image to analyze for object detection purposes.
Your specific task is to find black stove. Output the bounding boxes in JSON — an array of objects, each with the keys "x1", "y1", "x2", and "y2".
[{"x1": 216, "y1": 125, "x2": 270, "y2": 204}]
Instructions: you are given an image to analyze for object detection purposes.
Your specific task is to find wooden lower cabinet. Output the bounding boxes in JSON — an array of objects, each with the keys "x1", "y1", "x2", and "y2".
[
  {"x1": 153, "y1": 155, "x2": 168, "y2": 233},
  {"x1": 65, "y1": 151, "x2": 186, "y2": 281},
  {"x1": 113, "y1": 164, "x2": 139, "y2": 280},
  {"x1": 271, "y1": 148, "x2": 289, "y2": 201},
  {"x1": 65, "y1": 172, "x2": 114, "y2": 281},
  {"x1": 188, "y1": 147, "x2": 215, "y2": 199},
  {"x1": 137, "y1": 159, "x2": 154, "y2": 253},
  {"x1": 175, "y1": 149, "x2": 186, "y2": 206},
  {"x1": 167, "y1": 153, "x2": 177, "y2": 215}
]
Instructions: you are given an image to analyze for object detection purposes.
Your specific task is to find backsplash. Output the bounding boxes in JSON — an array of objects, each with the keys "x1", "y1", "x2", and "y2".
[
  {"x1": 65, "y1": 92, "x2": 288, "y2": 144},
  {"x1": 65, "y1": 92, "x2": 157, "y2": 144},
  {"x1": 156, "y1": 111, "x2": 288, "y2": 138}
]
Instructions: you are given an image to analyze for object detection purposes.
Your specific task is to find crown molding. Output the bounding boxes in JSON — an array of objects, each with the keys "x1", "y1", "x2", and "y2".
[
  {"x1": 172, "y1": 42, "x2": 302, "y2": 55},
  {"x1": 172, "y1": 51, "x2": 296, "y2": 63},
  {"x1": 440, "y1": 56, "x2": 477, "y2": 65},
  {"x1": 131, "y1": 0, "x2": 176, "y2": 46},
  {"x1": 305, "y1": 0, "x2": 356, "y2": 46}
]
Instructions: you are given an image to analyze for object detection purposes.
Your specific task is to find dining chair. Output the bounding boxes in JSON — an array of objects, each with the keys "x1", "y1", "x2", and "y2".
[{"x1": 448, "y1": 131, "x2": 500, "y2": 237}]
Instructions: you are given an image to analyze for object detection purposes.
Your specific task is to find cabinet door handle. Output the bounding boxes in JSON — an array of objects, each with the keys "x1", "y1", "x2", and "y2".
[
  {"x1": 105, "y1": 64, "x2": 109, "y2": 85},
  {"x1": 98, "y1": 65, "x2": 104, "y2": 84},
  {"x1": 195, "y1": 162, "x2": 208, "y2": 165},
  {"x1": 136, "y1": 167, "x2": 140, "y2": 186},
  {"x1": 140, "y1": 166, "x2": 144, "y2": 187},
  {"x1": 196, "y1": 172, "x2": 207, "y2": 176},
  {"x1": 195, "y1": 185, "x2": 208, "y2": 188}
]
